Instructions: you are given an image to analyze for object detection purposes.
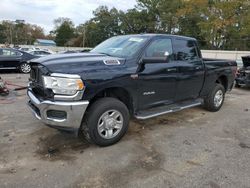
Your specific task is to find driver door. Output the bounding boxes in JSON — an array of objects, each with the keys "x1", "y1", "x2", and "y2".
[{"x1": 137, "y1": 37, "x2": 178, "y2": 110}]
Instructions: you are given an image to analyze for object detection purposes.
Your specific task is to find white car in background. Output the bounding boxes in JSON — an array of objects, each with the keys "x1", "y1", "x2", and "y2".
[
  {"x1": 28, "y1": 50, "x2": 53, "y2": 57},
  {"x1": 20, "y1": 47, "x2": 41, "y2": 52}
]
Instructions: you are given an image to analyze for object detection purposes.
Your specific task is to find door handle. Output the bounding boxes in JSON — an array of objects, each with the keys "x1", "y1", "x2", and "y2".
[{"x1": 166, "y1": 68, "x2": 177, "y2": 72}]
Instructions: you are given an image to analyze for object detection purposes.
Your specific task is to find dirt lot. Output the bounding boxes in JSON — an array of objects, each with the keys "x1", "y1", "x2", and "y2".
[{"x1": 0, "y1": 73, "x2": 250, "y2": 188}]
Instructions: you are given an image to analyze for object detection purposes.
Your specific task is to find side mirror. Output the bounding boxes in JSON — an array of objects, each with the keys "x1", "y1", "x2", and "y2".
[{"x1": 142, "y1": 51, "x2": 170, "y2": 64}]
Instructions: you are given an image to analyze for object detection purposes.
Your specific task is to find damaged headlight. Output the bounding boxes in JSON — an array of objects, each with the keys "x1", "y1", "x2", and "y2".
[{"x1": 42, "y1": 74, "x2": 84, "y2": 95}]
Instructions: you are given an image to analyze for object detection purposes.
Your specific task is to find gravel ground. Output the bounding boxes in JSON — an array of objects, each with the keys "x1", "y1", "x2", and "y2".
[{"x1": 0, "y1": 73, "x2": 249, "y2": 188}]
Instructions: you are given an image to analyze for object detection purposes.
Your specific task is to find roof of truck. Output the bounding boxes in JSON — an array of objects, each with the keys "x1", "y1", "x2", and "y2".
[{"x1": 122, "y1": 33, "x2": 197, "y2": 41}]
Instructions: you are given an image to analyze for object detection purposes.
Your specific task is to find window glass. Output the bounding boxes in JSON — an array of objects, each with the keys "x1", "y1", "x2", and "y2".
[
  {"x1": 2, "y1": 49, "x2": 11, "y2": 56},
  {"x1": 173, "y1": 40, "x2": 199, "y2": 61},
  {"x1": 91, "y1": 35, "x2": 149, "y2": 58},
  {"x1": 145, "y1": 38, "x2": 173, "y2": 58},
  {"x1": 0, "y1": 49, "x2": 21, "y2": 56}
]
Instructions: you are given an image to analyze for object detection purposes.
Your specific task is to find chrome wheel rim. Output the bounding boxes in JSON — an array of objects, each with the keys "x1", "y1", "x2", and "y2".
[
  {"x1": 97, "y1": 110, "x2": 123, "y2": 139},
  {"x1": 214, "y1": 90, "x2": 223, "y2": 107},
  {"x1": 21, "y1": 63, "x2": 31, "y2": 73}
]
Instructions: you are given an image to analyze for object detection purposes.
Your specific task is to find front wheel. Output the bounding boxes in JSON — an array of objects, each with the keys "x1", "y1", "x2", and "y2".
[
  {"x1": 81, "y1": 97, "x2": 130, "y2": 146},
  {"x1": 204, "y1": 83, "x2": 225, "y2": 112},
  {"x1": 19, "y1": 62, "x2": 31, "y2": 73}
]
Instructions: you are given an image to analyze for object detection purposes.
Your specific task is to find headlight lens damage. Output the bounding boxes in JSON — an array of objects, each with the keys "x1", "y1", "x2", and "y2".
[{"x1": 42, "y1": 75, "x2": 84, "y2": 95}]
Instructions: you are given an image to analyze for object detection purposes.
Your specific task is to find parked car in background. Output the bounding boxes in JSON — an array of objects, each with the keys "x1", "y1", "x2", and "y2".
[
  {"x1": 19, "y1": 47, "x2": 41, "y2": 52},
  {"x1": 19, "y1": 47, "x2": 33, "y2": 52},
  {"x1": 29, "y1": 50, "x2": 53, "y2": 57},
  {"x1": 59, "y1": 49, "x2": 92, "y2": 54},
  {"x1": 235, "y1": 56, "x2": 250, "y2": 87},
  {"x1": 59, "y1": 50, "x2": 82, "y2": 54},
  {"x1": 13, "y1": 45, "x2": 21, "y2": 50},
  {"x1": 0, "y1": 48, "x2": 38, "y2": 73}
]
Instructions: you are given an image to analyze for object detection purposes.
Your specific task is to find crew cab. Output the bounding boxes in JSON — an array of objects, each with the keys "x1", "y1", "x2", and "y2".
[{"x1": 27, "y1": 34, "x2": 237, "y2": 146}]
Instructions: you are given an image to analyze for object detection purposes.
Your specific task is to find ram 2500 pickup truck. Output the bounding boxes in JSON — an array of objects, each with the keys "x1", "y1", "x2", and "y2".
[{"x1": 27, "y1": 34, "x2": 237, "y2": 146}]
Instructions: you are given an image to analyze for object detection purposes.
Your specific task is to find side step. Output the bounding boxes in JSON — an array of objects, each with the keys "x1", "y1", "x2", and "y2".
[{"x1": 135, "y1": 99, "x2": 203, "y2": 120}]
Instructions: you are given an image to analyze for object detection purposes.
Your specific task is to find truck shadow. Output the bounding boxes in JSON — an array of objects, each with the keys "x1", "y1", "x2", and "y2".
[
  {"x1": 34, "y1": 107, "x2": 204, "y2": 162},
  {"x1": 35, "y1": 130, "x2": 90, "y2": 162}
]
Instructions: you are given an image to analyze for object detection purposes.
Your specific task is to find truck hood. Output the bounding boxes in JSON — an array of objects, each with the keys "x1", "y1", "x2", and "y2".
[
  {"x1": 242, "y1": 56, "x2": 250, "y2": 68},
  {"x1": 31, "y1": 52, "x2": 126, "y2": 74}
]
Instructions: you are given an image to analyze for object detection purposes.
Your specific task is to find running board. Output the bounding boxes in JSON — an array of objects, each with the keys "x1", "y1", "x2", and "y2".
[{"x1": 135, "y1": 99, "x2": 203, "y2": 120}]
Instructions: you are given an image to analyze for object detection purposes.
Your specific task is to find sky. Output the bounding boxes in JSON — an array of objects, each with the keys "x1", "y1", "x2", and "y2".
[{"x1": 0, "y1": 0, "x2": 137, "y2": 33}]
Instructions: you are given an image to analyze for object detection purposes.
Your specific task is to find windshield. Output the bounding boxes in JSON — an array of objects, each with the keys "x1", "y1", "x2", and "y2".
[{"x1": 91, "y1": 35, "x2": 149, "y2": 58}]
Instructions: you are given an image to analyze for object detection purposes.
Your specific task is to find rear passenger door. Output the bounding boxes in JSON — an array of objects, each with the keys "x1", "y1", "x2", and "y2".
[{"x1": 173, "y1": 39, "x2": 205, "y2": 101}]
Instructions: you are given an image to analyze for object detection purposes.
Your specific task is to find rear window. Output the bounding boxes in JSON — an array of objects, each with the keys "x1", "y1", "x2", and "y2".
[{"x1": 0, "y1": 49, "x2": 22, "y2": 56}]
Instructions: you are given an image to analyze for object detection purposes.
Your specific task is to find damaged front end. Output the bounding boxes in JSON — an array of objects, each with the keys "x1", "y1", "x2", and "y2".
[{"x1": 236, "y1": 56, "x2": 250, "y2": 87}]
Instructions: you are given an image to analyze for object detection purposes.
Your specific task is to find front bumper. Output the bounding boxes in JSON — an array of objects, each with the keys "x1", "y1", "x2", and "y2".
[{"x1": 27, "y1": 90, "x2": 89, "y2": 132}]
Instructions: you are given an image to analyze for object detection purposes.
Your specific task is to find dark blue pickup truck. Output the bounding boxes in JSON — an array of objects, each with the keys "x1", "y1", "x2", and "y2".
[{"x1": 27, "y1": 34, "x2": 237, "y2": 146}]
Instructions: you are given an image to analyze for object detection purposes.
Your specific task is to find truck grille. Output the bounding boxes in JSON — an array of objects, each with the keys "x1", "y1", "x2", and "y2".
[{"x1": 29, "y1": 64, "x2": 54, "y2": 100}]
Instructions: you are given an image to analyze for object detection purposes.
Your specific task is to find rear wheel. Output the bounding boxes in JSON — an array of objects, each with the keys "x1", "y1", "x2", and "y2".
[
  {"x1": 19, "y1": 62, "x2": 31, "y2": 73},
  {"x1": 81, "y1": 97, "x2": 130, "y2": 146},
  {"x1": 204, "y1": 83, "x2": 225, "y2": 112}
]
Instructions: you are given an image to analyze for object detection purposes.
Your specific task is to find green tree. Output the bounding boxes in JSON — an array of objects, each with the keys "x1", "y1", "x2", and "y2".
[
  {"x1": 175, "y1": 0, "x2": 250, "y2": 50},
  {"x1": 54, "y1": 17, "x2": 75, "y2": 46},
  {"x1": 136, "y1": 0, "x2": 161, "y2": 32},
  {"x1": 83, "y1": 6, "x2": 122, "y2": 47},
  {"x1": 0, "y1": 23, "x2": 6, "y2": 43},
  {"x1": 119, "y1": 9, "x2": 155, "y2": 34},
  {"x1": 0, "y1": 20, "x2": 45, "y2": 45},
  {"x1": 157, "y1": 0, "x2": 182, "y2": 33}
]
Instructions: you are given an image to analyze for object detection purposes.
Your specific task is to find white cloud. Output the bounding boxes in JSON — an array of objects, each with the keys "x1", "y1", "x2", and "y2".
[{"x1": 0, "y1": 0, "x2": 137, "y2": 33}]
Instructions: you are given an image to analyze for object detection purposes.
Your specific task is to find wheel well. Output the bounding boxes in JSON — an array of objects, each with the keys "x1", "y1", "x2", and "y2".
[
  {"x1": 216, "y1": 75, "x2": 228, "y2": 90},
  {"x1": 88, "y1": 87, "x2": 134, "y2": 114}
]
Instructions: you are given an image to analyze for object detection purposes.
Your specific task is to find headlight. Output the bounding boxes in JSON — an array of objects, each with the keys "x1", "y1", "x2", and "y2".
[{"x1": 42, "y1": 74, "x2": 84, "y2": 95}]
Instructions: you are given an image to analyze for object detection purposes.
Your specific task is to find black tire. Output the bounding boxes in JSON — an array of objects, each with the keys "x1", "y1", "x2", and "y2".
[
  {"x1": 19, "y1": 62, "x2": 31, "y2": 73},
  {"x1": 204, "y1": 83, "x2": 225, "y2": 112},
  {"x1": 81, "y1": 97, "x2": 130, "y2": 146}
]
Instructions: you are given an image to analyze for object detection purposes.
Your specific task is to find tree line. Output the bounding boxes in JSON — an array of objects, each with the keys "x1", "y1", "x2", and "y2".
[
  {"x1": 1, "y1": 0, "x2": 250, "y2": 50},
  {"x1": 0, "y1": 20, "x2": 47, "y2": 45}
]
